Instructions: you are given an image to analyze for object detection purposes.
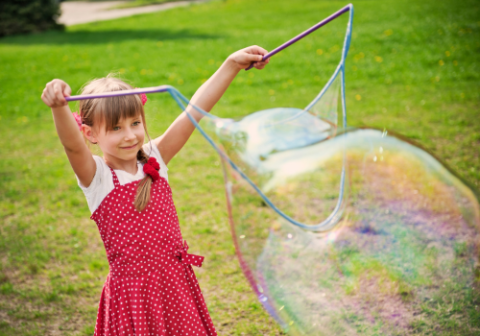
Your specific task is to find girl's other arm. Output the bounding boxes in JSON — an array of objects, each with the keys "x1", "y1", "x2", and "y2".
[
  {"x1": 41, "y1": 79, "x2": 96, "y2": 187},
  {"x1": 155, "y1": 46, "x2": 270, "y2": 164}
]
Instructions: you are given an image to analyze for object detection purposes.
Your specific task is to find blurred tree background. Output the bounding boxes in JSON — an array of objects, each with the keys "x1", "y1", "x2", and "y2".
[{"x1": 0, "y1": 0, "x2": 63, "y2": 37}]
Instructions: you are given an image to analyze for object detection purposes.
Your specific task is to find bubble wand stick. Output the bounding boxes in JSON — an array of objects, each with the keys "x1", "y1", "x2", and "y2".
[
  {"x1": 65, "y1": 4, "x2": 352, "y2": 101},
  {"x1": 245, "y1": 4, "x2": 352, "y2": 70}
]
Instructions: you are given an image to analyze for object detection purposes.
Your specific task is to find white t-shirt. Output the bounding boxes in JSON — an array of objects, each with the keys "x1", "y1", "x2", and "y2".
[{"x1": 77, "y1": 141, "x2": 168, "y2": 214}]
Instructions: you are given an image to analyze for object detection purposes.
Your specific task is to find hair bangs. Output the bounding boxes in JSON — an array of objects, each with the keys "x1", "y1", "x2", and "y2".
[
  {"x1": 79, "y1": 75, "x2": 146, "y2": 133},
  {"x1": 93, "y1": 94, "x2": 144, "y2": 132}
]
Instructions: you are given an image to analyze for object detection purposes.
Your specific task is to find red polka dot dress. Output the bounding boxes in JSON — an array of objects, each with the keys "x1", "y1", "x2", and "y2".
[{"x1": 90, "y1": 165, "x2": 217, "y2": 336}]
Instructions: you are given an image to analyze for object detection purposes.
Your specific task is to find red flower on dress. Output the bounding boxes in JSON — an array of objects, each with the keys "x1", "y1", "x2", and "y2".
[
  {"x1": 143, "y1": 157, "x2": 160, "y2": 181},
  {"x1": 72, "y1": 112, "x2": 82, "y2": 130},
  {"x1": 140, "y1": 93, "x2": 147, "y2": 106}
]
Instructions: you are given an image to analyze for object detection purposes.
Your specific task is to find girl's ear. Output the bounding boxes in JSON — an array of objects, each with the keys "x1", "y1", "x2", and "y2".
[{"x1": 82, "y1": 124, "x2": 98, "y2": 144}]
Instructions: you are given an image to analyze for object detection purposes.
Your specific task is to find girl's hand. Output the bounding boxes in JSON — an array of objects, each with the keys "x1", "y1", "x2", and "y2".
[
  {"x1": 227, "y1": 45, "x2": 270, "y2": 70},
  {"x1": 41, "y1": 79, "x2": 72, "y2": 108}
]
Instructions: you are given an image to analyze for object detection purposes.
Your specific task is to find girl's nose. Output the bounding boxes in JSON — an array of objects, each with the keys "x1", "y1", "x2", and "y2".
[{"x1": 124, "y1": 127, "x2": 136, "y2": 140}]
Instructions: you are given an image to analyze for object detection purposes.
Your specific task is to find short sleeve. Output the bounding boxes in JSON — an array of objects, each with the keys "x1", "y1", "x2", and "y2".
[
  {"x1": 76, "y1": 155, "x2": 114, "y2": 213},
  {"x1": 143, "y1": 141, "x2": 169, "y2": 182}
]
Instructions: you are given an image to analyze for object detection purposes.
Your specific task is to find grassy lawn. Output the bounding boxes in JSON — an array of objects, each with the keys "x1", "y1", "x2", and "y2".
[
  {"x1": 0, "y1": 0, "x2": 479, "y2": 334},
  {"x1": 112, "y1": 0, "x2": 193, "y2": 10}
]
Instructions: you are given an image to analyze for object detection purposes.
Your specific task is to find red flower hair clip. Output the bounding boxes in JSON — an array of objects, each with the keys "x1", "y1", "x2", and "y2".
[
  {"x1": 72, "y1": 112, "x2": 82, "y2": 131},
  {"x1": 143, "y1": 157, "x2": 160, "y2": 181},
  {"x1": 140, "y1": 93, "x2": 147, "y2": 106}
]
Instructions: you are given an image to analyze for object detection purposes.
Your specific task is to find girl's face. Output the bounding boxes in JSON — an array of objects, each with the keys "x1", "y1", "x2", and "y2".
[{"x1": 88, "y1": 114, "x2": 145, "y2": 163}]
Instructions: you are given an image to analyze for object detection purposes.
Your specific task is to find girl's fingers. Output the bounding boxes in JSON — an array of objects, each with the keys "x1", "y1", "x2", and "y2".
[
  {"x1": 42, "y1": 79, "x2": 71, "y2": 107},
  {"x1": 245, "y1": 53, "x2": 264, "y2": 63},
  {"x1": 64, "y1": 84, "x2": 72, "y2": 97},
  {"x1": 53, "y1": 82, "x2": 66, "y2": 104},
  {"x1": 41, "y1": 92, "x2": 52, "y2": 106},
  {"x1": 44, "y1": 89, "x2": 56, "y2": 106},
  {"x1": 247, "y1": 45, "x2": 269, "y2": 56},
  {"x1": 253, "y1": 58, "x2": 270, "y2": 70}
]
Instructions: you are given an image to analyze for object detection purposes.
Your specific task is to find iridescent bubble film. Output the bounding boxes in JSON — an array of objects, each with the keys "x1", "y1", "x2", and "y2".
[
  {"x1": 198, "y1": 108, "x2": 480, "y2": 335},
  {"x1": 172, "y1": 5, "x2": 480, "y2": 334}
]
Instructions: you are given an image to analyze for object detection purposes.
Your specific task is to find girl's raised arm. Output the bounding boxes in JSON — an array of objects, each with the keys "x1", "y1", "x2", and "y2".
[
  {"x1": 154, "y1": 46, "x2": 270, "y2": 165},
  {"x1": 41, "y1": 79, "x2": 96, "y2": 187}
]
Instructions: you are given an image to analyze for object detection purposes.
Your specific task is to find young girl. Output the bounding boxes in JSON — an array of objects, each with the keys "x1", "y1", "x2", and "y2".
[{"x1": 41, "y1": 46, "x2": 269, "y2": 336}]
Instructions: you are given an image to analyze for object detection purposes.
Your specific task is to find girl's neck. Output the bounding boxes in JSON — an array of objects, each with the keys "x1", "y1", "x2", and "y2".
[{"x1": 104, "y1": 155, "x2": 138, "y2": 175}]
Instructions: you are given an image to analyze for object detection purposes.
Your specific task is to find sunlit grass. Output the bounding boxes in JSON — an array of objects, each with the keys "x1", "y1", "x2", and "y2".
[{"x1": 112, "y1": 0, "x2": 189, "y2": 10}]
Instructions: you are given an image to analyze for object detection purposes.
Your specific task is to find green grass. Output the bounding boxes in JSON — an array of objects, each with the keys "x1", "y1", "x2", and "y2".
[
  {"x1": 112, "y1": 0, "x2": 192, "y2": 10},
  {"x1": 0, "y1": 0, "x2": 479, "y2": 334}
]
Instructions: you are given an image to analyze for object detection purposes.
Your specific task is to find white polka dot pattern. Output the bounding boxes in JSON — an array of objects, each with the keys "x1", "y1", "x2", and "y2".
[{"x1": 90, "y1": 168, "x2": 217, "y2": 336}]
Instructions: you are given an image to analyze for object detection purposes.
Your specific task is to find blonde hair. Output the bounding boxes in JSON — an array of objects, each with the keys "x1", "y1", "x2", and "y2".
[{"x1": 79, "y1": 74, "x2": 154, "y2": 212}]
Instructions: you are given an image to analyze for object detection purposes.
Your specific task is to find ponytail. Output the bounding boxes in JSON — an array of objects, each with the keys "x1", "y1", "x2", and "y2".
[{"x1": 134, "y1": 148, "x2": 152, "y2": 212}]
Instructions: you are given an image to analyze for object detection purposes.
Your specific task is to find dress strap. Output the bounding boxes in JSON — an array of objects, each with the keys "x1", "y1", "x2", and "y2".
[{"x1": 109, "y1": 167, "x2": 120, "y2": 188}]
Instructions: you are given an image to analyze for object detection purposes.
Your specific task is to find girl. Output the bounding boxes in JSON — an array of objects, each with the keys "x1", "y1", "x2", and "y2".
[{"x1": 41, "y1": 46, "x2": 270, "y2": 336}]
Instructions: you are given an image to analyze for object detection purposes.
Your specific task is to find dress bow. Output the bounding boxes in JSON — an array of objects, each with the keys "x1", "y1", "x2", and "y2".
[{"x1": 173, "y1": 240, "x2": 204, "y2": 267}]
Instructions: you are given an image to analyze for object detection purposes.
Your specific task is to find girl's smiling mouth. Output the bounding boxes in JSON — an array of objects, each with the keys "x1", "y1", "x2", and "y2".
[{"x1": 121, "y1": 143, "x2": 138, "y2": 150}]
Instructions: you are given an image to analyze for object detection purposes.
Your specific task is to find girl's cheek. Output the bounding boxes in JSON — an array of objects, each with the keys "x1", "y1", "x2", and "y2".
[
  {"x1": 136, "y1": 129, "x2": 145, "y2": 140},
  {"x1": 113, "y1": 132, "x2": 124, "y2": 141}
]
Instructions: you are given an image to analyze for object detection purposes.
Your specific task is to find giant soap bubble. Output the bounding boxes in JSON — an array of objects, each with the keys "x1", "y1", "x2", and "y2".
[
  {"x1": 185, "y1": 5, "x2": 480, "y2": 334},
  {"x1": 200, "y1": 120, "x2": 480, "y2": 334},
  {"x1": 66, "y1": 4, "x2": 480, "y2": 334}
]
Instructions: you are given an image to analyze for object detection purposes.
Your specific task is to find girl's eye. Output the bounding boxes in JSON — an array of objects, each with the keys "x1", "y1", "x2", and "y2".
[
  {"x1": 113, "y1": 126, "x2": 120, "y2": 131},
  {"x1": 133, "y1": 121, "x2": 141, "y2": 126}
]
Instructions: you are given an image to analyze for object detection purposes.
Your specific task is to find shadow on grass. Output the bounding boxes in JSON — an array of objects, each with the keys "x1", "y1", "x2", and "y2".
[{"x1": 0, "y1": 28, "x2": 222, "y2": 45}]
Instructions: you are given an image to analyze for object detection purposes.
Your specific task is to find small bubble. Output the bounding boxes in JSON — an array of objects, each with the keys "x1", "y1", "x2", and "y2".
[{"x1": 239, "y1": 235, "x2": 246, "y2": 239}]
